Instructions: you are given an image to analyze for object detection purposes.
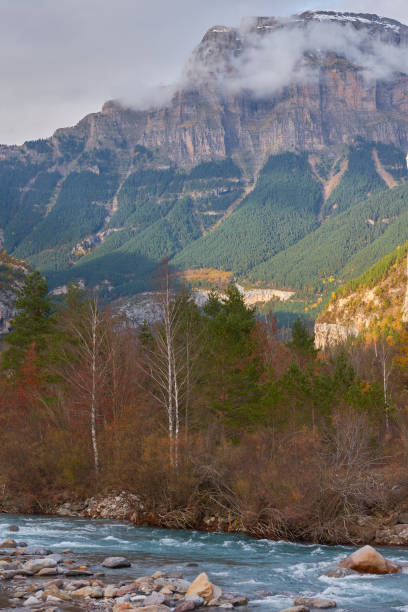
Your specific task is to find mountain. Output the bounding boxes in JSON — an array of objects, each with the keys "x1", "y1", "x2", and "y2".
[
  {"x1": 1, "y1": 10, "x2": 408, "y2": 306},
  {"x1": 315, "y1": 242, "x2": 408, "y2": 348}
]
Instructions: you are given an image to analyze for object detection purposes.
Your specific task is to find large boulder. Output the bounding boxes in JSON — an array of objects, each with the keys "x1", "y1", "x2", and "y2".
[
  {"x1": 185, "y1": 572, "x2": 222, "y2": 604},
  {"x1": 102, "y1": 556, "x2": 131, "y2": 568},
  {"x1": 338, "y1": 545, "x2": 400, "y2": 574}
]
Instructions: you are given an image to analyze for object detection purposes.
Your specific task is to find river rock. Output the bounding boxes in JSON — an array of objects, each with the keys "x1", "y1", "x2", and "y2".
[
  {"x1": 144, "y1": 591, "x2": 170, "y2": 606},
  {"x1": 133, "y1": 577, "x2": 155, "y2": 593},
  {"x1": 43, "y1": 579, "x2": 64, "y2": 588},
  {"x1": 279, "y1": 607, "x2": 309, "y2": 612},
  {"x1": 8, "y1": 525, "x2": 19, "y2": 532},
  {"x1": 170, "y1": 579, "x2": 191, "y2": 593},
  {"x1": 22, "y1": 557, "x2": 57, "y2": 574},
  {"x1": 175, "y1": 601, "x2": 196, "y2": 612},
  {"x1": 185, "y1": 572, "x2": 222, "y2": 604},
  {"x1": 0, "y1": 569, "x2": 19, "y2": 580},
  {"x1": 294, "y1": 597, "x2": 336, "y2": 608},
  {"x1": 185, "y1": 595, "x2": 204, "y2": 607},
  {"x1": 48, "y1": 553, "x2": 64, "y2": 564},
  {"x1": 46, "y1": 594, "x2": 64, "y2": 603},
  {"x1": 104, "y1": 584, "x2": 118, "y2": 598},
  {"x1": 116, "y1": 585, "x2": 136, "y2": 597},
  {"x1": 37, "y1": 567, "x2": 58, "y2": 576},
  {"x1": 138, "y1": 607, "x2": 172, "y2": 612},
  {"x1": 43, "y1": 588, "x2": 72, "y2": 601},
  {"x1": 20, "y1": 546, "x2": 52, "y2": 555},
  {"x1": 338, "y1": 545, "x2": 400, "y2": 574},
  {"x1": 72, "y1": 585, "x2": 104, "y2": 598},
  {"x1": 102, "y1": 556, "x2": 131, "y2": 568},
  {"x1": 65, "y1": 568, "x2": 93, "y2": 576},
  {"x1": 0, "y1": 538, "x2": 17, "y2": 548},
  {"x1": 113, "y1": 604, "x2": 137, "y2": 612},
  {"x1": 24, "y1": 596, "x2": 41, "y2": 606},
  {"x1": 222, "y1": 593, "x2": 249, "y2": 606}
]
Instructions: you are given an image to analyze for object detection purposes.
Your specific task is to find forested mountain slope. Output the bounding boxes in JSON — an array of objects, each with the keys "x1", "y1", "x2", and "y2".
[{"x1": 1, "y1": 11, "x2": 408, "y2": 305}]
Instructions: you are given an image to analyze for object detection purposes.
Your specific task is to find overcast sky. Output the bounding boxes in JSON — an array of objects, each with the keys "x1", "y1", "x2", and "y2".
[{"x1": 1, "y1": 0, "x2": 407, "y2": 145}]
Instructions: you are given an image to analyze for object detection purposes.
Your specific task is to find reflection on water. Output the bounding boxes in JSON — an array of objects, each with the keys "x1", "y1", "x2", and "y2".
[{"x1": 1, "y1": 513, "x2": 408, "y2": 611}]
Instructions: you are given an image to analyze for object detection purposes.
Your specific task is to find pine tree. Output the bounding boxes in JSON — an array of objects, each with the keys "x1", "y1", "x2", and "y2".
[
  {"x1": 2, "y1": 271, "x2": 53, "y2": 375},
  {"x1": 203, "y1": 285, "x2": 263, "y2": 427},
  {"x1": 288, "y1": 316, "x2": 317, "y2": 357}
]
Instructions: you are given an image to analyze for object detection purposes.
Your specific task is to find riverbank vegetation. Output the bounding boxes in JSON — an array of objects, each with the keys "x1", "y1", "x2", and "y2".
[{"x1": 1, "y1": 268, "x2": 408, "y2": 545}]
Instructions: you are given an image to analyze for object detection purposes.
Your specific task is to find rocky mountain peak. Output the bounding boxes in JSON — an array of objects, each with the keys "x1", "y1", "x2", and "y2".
[
  {"x1": 297, "y1": 10, "x2": 408, "y2": 46},
  {"x1": 299, "y1": 10, "x2": 404, "y2": 30},
  {"x1": 187, "y1": 9, "x2": 408, "y2": 89}
]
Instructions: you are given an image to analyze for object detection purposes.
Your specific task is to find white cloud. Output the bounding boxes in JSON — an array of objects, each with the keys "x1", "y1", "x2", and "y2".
[
  {"x1": 0, "y1": 0, "x2": 406, "y2": 145},
  {"x1": 183, "y1": 19, "x2": 408, "y2": 97}
]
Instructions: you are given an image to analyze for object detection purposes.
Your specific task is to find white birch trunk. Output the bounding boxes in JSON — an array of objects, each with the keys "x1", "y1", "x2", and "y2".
[{"x1": 90, "y1": 302, "x2": 100, "y2": 473}]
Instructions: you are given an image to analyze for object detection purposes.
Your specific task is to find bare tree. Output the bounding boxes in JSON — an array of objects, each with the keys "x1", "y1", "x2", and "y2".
[
  {"x1": 311, "y1": 409, "x2": 385, "y2": 542},
  {"x1": 138, "y1": 266, "x2": 201, "y2": 467},
  {"x1": 374, "y1": 338, "x2": 394, "y2": 430},
  {"x1": 56, "y1": 294, "x2": 110, "y2": 473}
]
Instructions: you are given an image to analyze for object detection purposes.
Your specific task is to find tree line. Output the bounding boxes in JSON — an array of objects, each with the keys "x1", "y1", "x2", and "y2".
[{"x1": 1, "y1": 267, "x2": 408, "y2": 543}]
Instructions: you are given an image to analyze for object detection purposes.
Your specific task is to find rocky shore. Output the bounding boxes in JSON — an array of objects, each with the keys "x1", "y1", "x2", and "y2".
[
  {"x1": 51, "y1": 492, "x2": 408, "y2": 547},
  {"x1": 0, "y1": 534, "x2": 250, "y2": 611}
]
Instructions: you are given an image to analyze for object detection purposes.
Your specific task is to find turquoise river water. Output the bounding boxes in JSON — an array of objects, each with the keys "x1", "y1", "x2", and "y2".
[{"x1": 1, "y1": 514, "x2": 408, "y2": 611}]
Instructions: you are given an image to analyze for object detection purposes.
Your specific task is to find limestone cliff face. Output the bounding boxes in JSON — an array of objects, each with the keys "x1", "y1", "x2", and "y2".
[
  {"x1": 315, "y1": 247, "x2": 408, "y2": 349},
  {"x1": 2, "y1": 11, "x2": 408, "y2": 177},
  {"x1": 314, "y1": 322, "x2": 358, "y2": 349},
  {"x1": 0, "y1": 254, "x2": 30, "y2": 335}
]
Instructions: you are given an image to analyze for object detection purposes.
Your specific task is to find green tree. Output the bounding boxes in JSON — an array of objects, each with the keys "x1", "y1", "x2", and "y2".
[
  {"x1": 202, "y1": 285, "x2": 263, "y2": 427},
  {"x1": 2, "y1": 271, "x2": 54, "y2": 375},
  {"x1": 288, "y1": 317, "x2": 317, "y2": 357}
]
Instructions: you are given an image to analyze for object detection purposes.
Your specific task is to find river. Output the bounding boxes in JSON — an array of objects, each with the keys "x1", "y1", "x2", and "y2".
[{"x1": 1, "y1": 514, "x2": 408, "y2": 611}]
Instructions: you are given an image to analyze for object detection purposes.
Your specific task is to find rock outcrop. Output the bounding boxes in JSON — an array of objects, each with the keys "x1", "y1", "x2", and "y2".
[
  {"x1": 314, "y1": 322, "x2": 358, "y2": 350},
  {"x1": 315, "y1": 246, "x2": 408, "y2": 349},
  {"x1": 0, "y1": 253, "x2": 29, "y2": 335}
]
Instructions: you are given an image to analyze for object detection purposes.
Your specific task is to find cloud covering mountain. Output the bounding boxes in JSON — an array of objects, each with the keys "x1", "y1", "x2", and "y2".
[{"x1": 1, "y1": 0, "x2": 407, "y2": 144}]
